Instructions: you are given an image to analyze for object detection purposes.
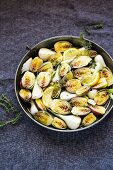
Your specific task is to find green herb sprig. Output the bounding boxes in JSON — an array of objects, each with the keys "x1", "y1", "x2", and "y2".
[
  {"x1": 80, "y1": 32, "x2": 92, "y2": 50},
  {"x1": 0, "y1": 94, "x2": 21, "y2": 127},
  {"x1": 84, "y1": 23, "x2": 103, "y2": 35}
]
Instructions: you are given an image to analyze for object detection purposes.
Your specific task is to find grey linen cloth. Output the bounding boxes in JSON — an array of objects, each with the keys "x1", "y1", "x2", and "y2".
[{"x1": 0, "y1": 0, "x2": 113, "y2": 169}]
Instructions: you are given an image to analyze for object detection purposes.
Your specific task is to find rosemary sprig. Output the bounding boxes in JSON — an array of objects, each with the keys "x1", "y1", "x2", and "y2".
[
  {"x1": 0, "y1": 94, "x2": 21, "y2": 127},
  {"x1": 93, "y1": 23, "x2": 103, "y2": 29},
  {"x1": 80, "y1": 32, "x2": 92, "y2": 50}
]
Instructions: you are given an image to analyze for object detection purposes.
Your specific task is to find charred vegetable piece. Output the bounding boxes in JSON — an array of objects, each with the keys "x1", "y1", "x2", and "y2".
[
  {"x1": 70, "y1": 97, "x2": 88, "y2": 107},
  {"x1": 42, "y1": 86, "x2": 54, "y2": 108},
  {"x1": 38, "y1": 62, "x2": 53, "y2": 73},
  {"x1": 59, "y1": 63, "x2": 71, "y2": 77},
  {"x1": 35, "y1": 99, "x2": 46, "y2": 110},
  {"x1": 54, "y1": 41, "x2": 72, "y2": 52},
  {"x1": 71, "y1": 56, "x2": 92, "y2": 68},
  {"x1": 30, "y1": 57, "x2": 43, "y2": 72},
  {"x1": 89, "y1": 50, "x2": 97, "y2": 58},
  {"x1": 71, "y1": 106, "x2": 91, "y2": 116},
  {"x1": 66, "y1": 79, "x2": 81, "y2": 93},
  {"x1": 21, "y1": 71, "x2": 35, "y2": 89},
  {"x1": 90, "y1": 105, "x2": 106, "y2": 115},
  {"x1": 38, "y1": 48, "x2": 55, "y2": 61},
  {"x1": 52, "y1": 83, "x2": 61, "y2": 98},
  {"x1": 82, "y1": 113, "x2": 97, "y2": 126},
  {"x1": 60, "y1": 91, "x2": 77, "y2": 101},
  {"x1": 73, "y1": 67, "x2": 92, "y2": 79},
  {"x1": 58, "y1": 114, "x2": 81, "y2": 129},
  {"x1": 37, "y1": 72, "x2": 51, "y2": 87},
  {"x1": 76, "y1": 85, "x2": 90, "y2": 96},
  {"x1": 32, "y1": 79, "x2": 43, "y2": 99},
  {"x1": 50, "y1": 99, "x2": 71, "y2": 114},
  {"x1": 49, "y1": 52, "x2": 63, "y2": 67},
  {"x1": 30, "y1": 100, "x2": 38, "y2": 115},
  {"x1": 93, "y1": 78, "x2": 108, "y2": 89},
  {"x1": 61, "y1": 71, "x2": 73, "y2": 84},
  {"x1": 21, "y1": 58, "x2": 32, "y2": 73},
  {"x1": 19, "y1": 89, "x2": 31, "y2": 102},
  {"x1": 100, "y1": 67, "x2": 113, "y2": 86},
  {"x1": 52, "y1": 117, "x2": 67, "y2": 129},
  {"x1": 94, "y1": 90, "x2": 109, "y2": 105},
  {"x1": 33, "y1": 111, "x2": 53, "y2": 126}
]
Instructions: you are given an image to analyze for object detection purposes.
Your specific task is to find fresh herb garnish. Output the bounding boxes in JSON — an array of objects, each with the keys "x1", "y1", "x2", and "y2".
[
  {"x1": 80, "y1": 32, "x2": 92, "y2": 50},
  {"x1": 84, "y1": 26, "x2": 92, "y2": 35},
  {"x1": 0, "y1": 94, "x2": 21, "y2": 127},
  {"x1": 93, "y1": 23, "x2": 103, "y2": 29},
  {"x1": 84, "y1": 22, "x2": 103, "y2": 35}
]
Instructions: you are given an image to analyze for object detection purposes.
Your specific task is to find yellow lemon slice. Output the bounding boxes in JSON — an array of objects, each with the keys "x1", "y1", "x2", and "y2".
[
  {"x1": 63, "y1": 48, "x2": 80, "y2": 61},
  {"x1": 42, "y1": 86, "x2": 54, "y2": 107},
  {"x1": 82, "y1": 72, "x2": 100, "y2": 86}
]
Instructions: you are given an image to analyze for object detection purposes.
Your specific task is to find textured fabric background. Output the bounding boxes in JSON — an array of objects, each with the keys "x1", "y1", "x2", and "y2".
[{"x1": 0, "y1": 0, "x2": 113, "y2": 170}]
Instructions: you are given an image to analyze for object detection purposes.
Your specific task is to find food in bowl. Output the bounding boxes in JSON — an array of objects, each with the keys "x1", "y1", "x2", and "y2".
[{"x1": 18, "y1": 40, "x2": 113, "y2": 130}]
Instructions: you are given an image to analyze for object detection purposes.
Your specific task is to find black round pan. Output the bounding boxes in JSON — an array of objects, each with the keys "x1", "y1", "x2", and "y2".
[{"x1": 15, "y1": 36, "x2": 113, "y2": 132}]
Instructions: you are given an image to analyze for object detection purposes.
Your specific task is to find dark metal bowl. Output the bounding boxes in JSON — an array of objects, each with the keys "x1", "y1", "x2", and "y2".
[{"x1": 15, "y1": 36, "x2": 113, "y2": 132}]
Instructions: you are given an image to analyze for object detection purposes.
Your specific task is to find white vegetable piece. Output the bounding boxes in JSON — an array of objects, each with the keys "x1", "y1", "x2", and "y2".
[
  {"x1": 94, "y1": 62, "x2": 103, "y2": 73},
  {"x1": 30, "y1": 101, "x2": 38, "y2": 115},
  {"x1": 32, "y1": 79, "x2": 43, "y2": 99},
  {"x1": 87, "y1": 89, "x2": 97, "y2": 99},
  {"x1": 88, "y1": 99, "x2": 96, "y2": 106},
  {"x1": 39, "y1": 48, "x2": 55, "y2": 61},
  {"x1": 95, "y1": 55, "x2": 106, "y2": 67},
  {"x1": 60, "y1": 91, "x2": 76, "y2": 101},
  {"x1": 58, "y1": 115, "x2": 81, "y2": 130},
  {"x1": 52, "y1": 66, "x2": 60, "y2": 82},
  {"x1": 21, "y1": 58, "x2": 32, "y2": 73}
]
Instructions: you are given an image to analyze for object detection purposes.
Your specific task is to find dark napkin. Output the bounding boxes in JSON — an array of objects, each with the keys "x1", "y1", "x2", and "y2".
[{"x1": 0, "y1": 0, "x2": 113, "y2": 169}]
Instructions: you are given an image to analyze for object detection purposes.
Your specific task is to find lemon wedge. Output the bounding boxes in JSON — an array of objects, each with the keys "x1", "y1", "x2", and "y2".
[
  {"x1": 82, "y1": 72, "x2": 100, "y2": 86},
  {"x1": 42, "y1": 86, "x2": 54, "y2": 107},
  {"x1": 63, "y1": 48, "x2": 80, "y2": 61}
]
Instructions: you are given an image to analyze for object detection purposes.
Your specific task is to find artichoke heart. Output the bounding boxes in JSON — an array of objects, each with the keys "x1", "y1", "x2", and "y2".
[
  {"x1": 19, "y1": 89, "x2": 31, "y2": 102},
  {"x1": 37, "y1": 72, "x2": 51, "y2": 87},
  {"x1": 59, "y1": 63, "x2": 71, "y2": 77},
  {"x1": 21, "y1": 71, "x2": 35, "y2": 89},
  {"x1": 66, "y1": 79, "x2": 81, "y2": 93},
  {"x1": 30, "y1": 57, "x2": 43, "y2": 72},
  {"x1": 33, "y1": 111, "x2": 53, "y2": 126},
  {"x1": 52, "y1": 117, "x2": 67, "y2": 129},
  {"x1": 71, "y1": 56, "x2": 92, "y2": 68},
  {"x1": 52, "y1": 83, "x2": 61, "y2": 98},
  {"x1": 38, "y1": 62, "x2": 53, "y2": 73},
  {"x1": 54, "y1": 41, "x2": 72, "y2": 52},
  {"x1": 50, "y1": 99, "x2": 71, "y2": 114}
]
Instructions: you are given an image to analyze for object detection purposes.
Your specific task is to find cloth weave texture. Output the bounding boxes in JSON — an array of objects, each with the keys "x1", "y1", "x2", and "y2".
[{"x1": 0, "y1": 0, "x2": 113, "y2": 169}]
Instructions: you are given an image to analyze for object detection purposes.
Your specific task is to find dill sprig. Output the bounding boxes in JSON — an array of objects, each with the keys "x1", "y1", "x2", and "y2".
[
  {"x1": 80, "y1": 32, "x2": 92, "y2": 50},
  {"x1": 0, "y1": 94, "x2": 21, "y2": 127}
]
